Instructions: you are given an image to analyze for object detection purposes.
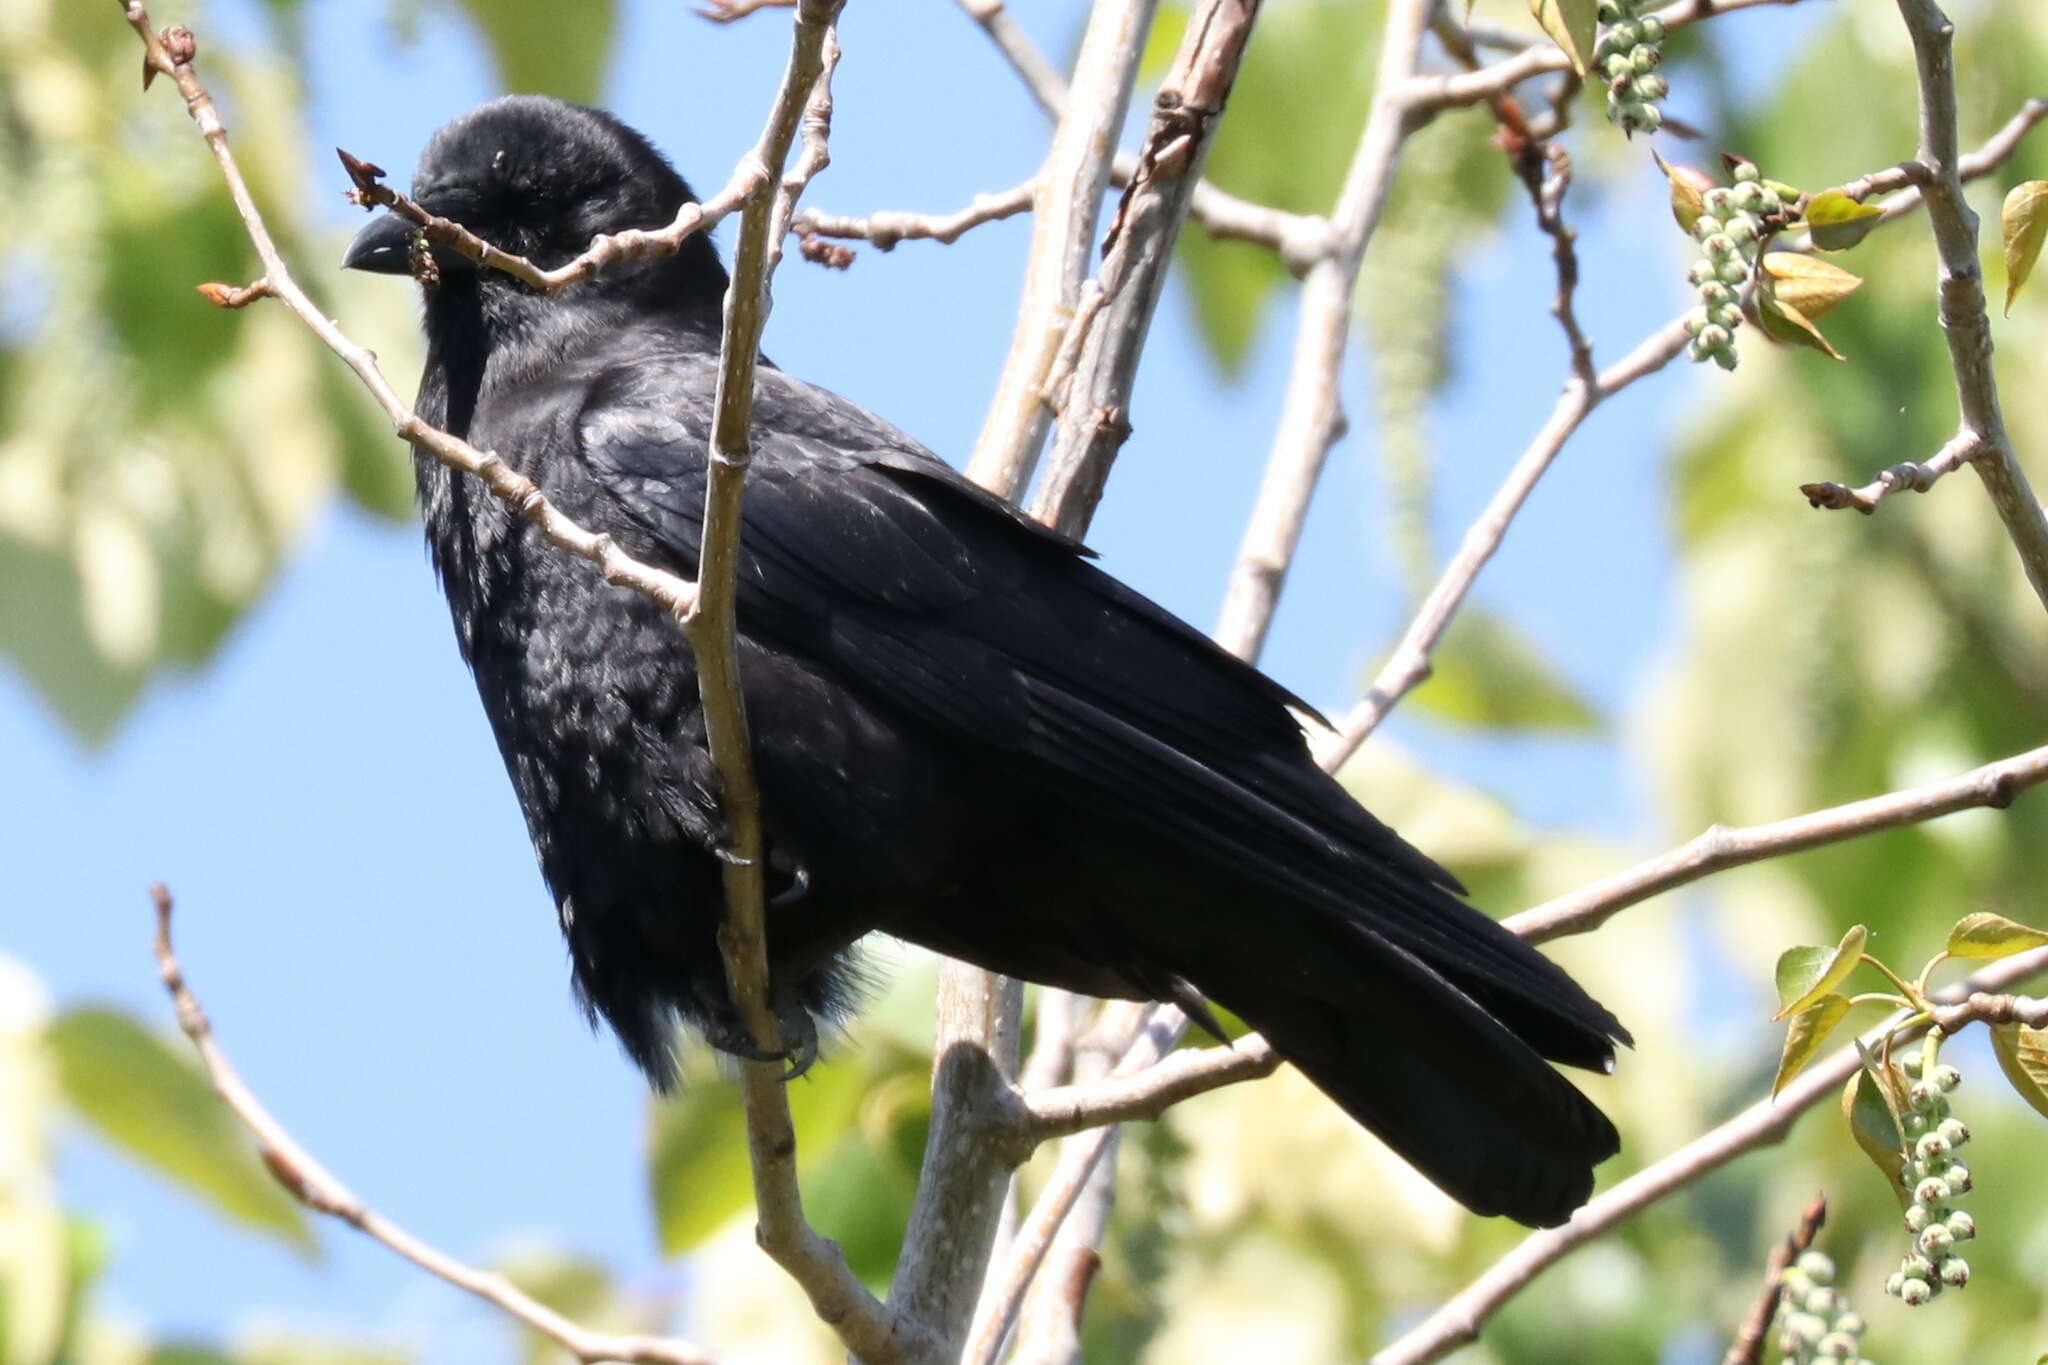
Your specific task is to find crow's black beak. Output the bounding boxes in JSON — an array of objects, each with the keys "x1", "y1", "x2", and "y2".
[{"x1": 342, "y1": 211, "x2": 416, "y2": 274}]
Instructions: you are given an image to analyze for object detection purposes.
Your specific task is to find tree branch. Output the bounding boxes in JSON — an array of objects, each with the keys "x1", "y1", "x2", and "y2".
[
  {"x1": 1720, "y1": 1193, "x2": 1826, "y2": 1365},
  {"x1": 790, "y1": 180, "x2": 1036, "y2": 252},
  {"x1": 1506, "y1": 742, "x2": 2048, "y2": 946},
  {"x1": 1033, "y1": 0, "x2": 1270, "y2": 536},
  {"x1": 1800, "y1": 430, "x2": 1981, "y2": 513},
  {"x1": 1368, "y1": 945, "x2": 2048, "y2": 1365},
  {"x1": 148, "y1": 886, "x2": 717, "y2": 1365},
  {"x1": 1891, "y1": 0, "x2": 2048, "y2": 612},
  {"x1": 1212, "y1": 0, "x2": 1434, "y2": 659}
]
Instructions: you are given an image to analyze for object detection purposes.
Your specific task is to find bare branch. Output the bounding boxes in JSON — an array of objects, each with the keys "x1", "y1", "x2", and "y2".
[
  {"x1": 148, "y1": 887, "x2": 717, "y2": 1365},
  {"x1": 791, "y1": 180, "x2": 1036, "y2": 251},
  {"x1": 697, "y1": 0, "x2": 796, "y2": 21},
  {"x1": 1033, "y1": 0, "x2": 1270, "y2": 536},
  {"x1": 118, "y1": 11, "x2": 703, "y2": 633},
  {"x1": 1507, "y1": 742, "x2": 2048, "y2": 946},
  {"x1": 1801, "y1": 431, "x2": 1980, "y2": 513},
  {"x1": 1211, "y1": 0, "x2": 1435, "y2": 659},
  {"x1": 1931, "y1": 989, "x2": 2048, "y2": 1032},
  {"x1": 1369, "y1": 946, "x2": 2048, "y2": 1365},
  {"x1": 335, "y1": 149, "x2": 758, "y2": 298},
  {"x1": 1315, "y1": 93, "x2": 2048, "y2": 766},
  {"x1": 964, "y1": 0, "x2": 1157, "y2": 498},
  {"x1": 1720, "y1": 1193, "x2": 1826, "y2": 1365},
  {"x1": 1890, "y1": 0, "x2": 2048, "y2": 612},
  {"x1": 950, "y1": 0, "x2": 1326, "y2": 262}
]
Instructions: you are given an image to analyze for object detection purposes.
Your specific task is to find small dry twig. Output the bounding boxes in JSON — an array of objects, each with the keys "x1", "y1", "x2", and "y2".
[
  {"x1": 1720, "y1": 1193, "x2": 1826, "y2": 1365},
  {"x1": 149, "y1": 885, "x2": 718, "y2": 1365}
]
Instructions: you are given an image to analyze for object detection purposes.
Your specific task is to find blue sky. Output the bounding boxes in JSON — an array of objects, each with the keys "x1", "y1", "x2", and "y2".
[{"x1": 0, "y1": 0, "x2": 1823, "y2": 1355}]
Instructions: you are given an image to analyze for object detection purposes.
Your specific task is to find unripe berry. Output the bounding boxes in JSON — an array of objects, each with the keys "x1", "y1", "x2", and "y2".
[
  {"x1": 1802, "y1": 1287, "x2": 1836, "y2": 1317},
  {"x1": 1916, "y1": 1132, "x2": 1952, "y2": 1160},
  {"x1": 1919, "y1": 1224, "x2": 1954, "y2": 1256},
  {"x1": 1725, "y1": 216, "x2": 1757, "y2": 244},
  {"x1": 1719, "y1": 259, "x2": 1751, "y2": 285},
  {"x1": 1733, "y1": 182, "x2": 1767, "y2": 213},
  {"x1": 1939, "y1": 1256, "x2": 1970, "y2": 1287},
  {"x1": 1904, "y1": 1204, "x2": 1932, "y2": 1233},
  {"x1": 1915, "y1": 1177, "x2": 1950, "y2": 1205},
  {"x1": 1948, "y1": 1162, "x2": 1972, "y2": 1192},
  {"x1": 1931, "y1": 1064, "x2": 1962, "y2": 1092},
  {"x1": 1937, "y1": 1117, "x2": 1970, "y2": 1146},
  {"x1": 1900, "y1": 1253, "x2": 1935, "y2": 1281},
  {"x1": 1711, "y1": 346, "x2": 1737, "y2": 371},
  {"x1": 1635, "y1": 74, "x2": 1668, "y2": 101},
  {"x1": 1817, "y1": 1333, "x2": 1857, "y2": 1359},
  {"x1": 1702, "y1": 233, "x2": 1737, "y2": 258},
  {"x1": 1946, "y1": 1210, "x2": 1976, "y2": 1241},
  {"x1": 1884, "y1": 1271, "x2": 1906, "y2": 1298},
  {"x1": 1605, "y1": 53, "x2": 1634, "y2": 81},
  {"x1": 1597, "y1": 0, "x2": 1623, "y2": 20},
  {"x1": 1698, "y1": 325, "x2": 1732, "y2": 351},
  {"x1": 1833, "y1": 1311, "x2": 1864, "y2": 1336},
  {"x1": 1708, "y1": 303, "x2": 1742, "y2": 330},
  {"x1": 1900, "y1": 1276, "x2": 1933, "y2": 1306},
  {"x1": 1909, "y1": 1080, "x2": 1942, "y2": 1108},
  {"x1": 1731, "y1": 158, "x2": 1759, "y2": 182},
  {"x1": 1693, "y1": 215, "x2": 1724, "y2": 240},
  {"x1": 1902, "y1": 1110, "x2": 1929, "y2": 1136},
  {"x1": 1688, "y1": 261, "x2": 1717, "y2": 286},
  {"x1": 1783, "y1": 1312, "x2": 1827, "y2": 1346},
  {"x1": 1630, "y1": 45, "x2": 1660, "y2": 75}
]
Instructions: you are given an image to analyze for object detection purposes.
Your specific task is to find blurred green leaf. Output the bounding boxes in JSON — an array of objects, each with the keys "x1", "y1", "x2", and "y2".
[
  {"x1": 1774, "y1": 993, "x2": 1850, "y2": 1095},
  {"x1": 1841, "y1": 1057, "x2": 1909, "y2": 1208},
  {"x1": 1989, "y1": 1022, "x2": 2048, "y2": 1122},
  {"x1": 44, "y1": 1007, "x2": 313, "y2": 1251},
  {"x1": 1653, "y1": 149, "x2": 1713, "y2": 234},
  {"x1": 1774, "y1": 926, "x2": 1868, "y2": 1019},
  {"x1": 2002, "y1": 179, "x2": 2048, "y2": 313},
  {"x1": 447, "y1": 0, "x2": 619, "y2": 104},
  {"x1": 1803, "y1": 191, "x2": 1884, "y2": 252},
  {"x1": 1404, "y1": 609, "x2": 1600, "y2": 734},
  {"x1": 1945, "y1": 911, "x2": 2048, "y2": 959}
]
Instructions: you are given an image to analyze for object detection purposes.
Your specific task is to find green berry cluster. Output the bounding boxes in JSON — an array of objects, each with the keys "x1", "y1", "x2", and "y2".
[
  {"x1": 1595, "y1": 0, "x2": 1668, "y2": 135},
  {"x1": 1884, "y1": 1036, "x2": 1974, "y2": 1307},
  {"x1": 1774, "y1": 1251, "x2": 1870, "y2": 1365},
  {"x1": 1683, "y1": 162, "x2": 1786, "y2": 370}
]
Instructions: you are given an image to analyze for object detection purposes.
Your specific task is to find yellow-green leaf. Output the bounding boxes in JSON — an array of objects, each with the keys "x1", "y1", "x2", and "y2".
[
  {"x1": 1405, "y1": 608, "x2": 1601, "y2": 734},
  {"x1": 1841, "y1": 1057, "x2": 1910, "y2": 1208},
  {"x1": 1774, "y1": 925, "x2": 1868, "y2": 1018},
  {"x1": 1528, "y1": 0, "x2": 1597, "y2": 76},
  {"x1": 1753, "y1": 267, "x2": 1847, "y2": 360},
  {"x1": 1989, "y1": 1022, "x2": 2048, "y2": 1122},
  {"x1": 1774, "y1": 993, "x2": 1851, "y2": 1094},
  {"x1": 1654, "y1": 149, "x2": 1715, "y2": 235},
  {"x1": 1945, "y1": 910, "x2": 2048, "y2": 959},
  {"x1": 2002, "y1": 179, "x2": 2048, "y2": 314},
  {"x1": 1760, "y1": 253, "x2": 1864, "y2": 322},
  {"x1": 1803, "y1": 190, "x2": 1885, "y2": 251},
  {"x1": 45, "y1": 1008, "x2": 313, "y2": 1251}
]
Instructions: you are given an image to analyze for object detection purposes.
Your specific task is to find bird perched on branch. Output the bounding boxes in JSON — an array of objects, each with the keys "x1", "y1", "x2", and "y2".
[{"x1": 345, "y1": 95, "x2": 1628, "y2": 1228}]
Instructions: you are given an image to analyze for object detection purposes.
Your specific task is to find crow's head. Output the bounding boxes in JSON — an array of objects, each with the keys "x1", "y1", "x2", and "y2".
[{"x1": 343, "y1": 96, "x2": 727, "y2": 303}]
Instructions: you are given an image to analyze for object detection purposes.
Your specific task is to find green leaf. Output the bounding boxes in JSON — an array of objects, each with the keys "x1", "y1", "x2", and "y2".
[
  {"x1": 1945, "y1": 910, "x2": 2048, "y2": 959},
  {"x1": 44, "y1": 1007, "x2": 313, "y2": 1251},
  {"x1": 1528, "y1": 0, "x2": 1597, "y2": 76},
  {"x1": 1840, "y1": 1055, "x2": 1910, "y2": 1208},
  {"x1": 1802, "y1": 191, "x2": 1885, "y2": 251},
  {"x1": 1404, "y1": 609, "x2": 1601, "y2": 734},
  {"x1": 1772, "y1": 925, "x2": 1868, "y2": 1018},
  {"x1": 1760, "y1": 253, "x2": 1863, "y2": 322},
  {"x1": 1774, "y1": 993, "x2": 1851, "y2": 1094},
  {"x1": 448, "y1": 0, "x2": 619, "y2": 104},
  {"x1": 1989, "y1": 1022, "x2": 2048, "y2": 1122},
  {"x1": 2002, "y1": 179, "x2": 2048, "y2": 314}
]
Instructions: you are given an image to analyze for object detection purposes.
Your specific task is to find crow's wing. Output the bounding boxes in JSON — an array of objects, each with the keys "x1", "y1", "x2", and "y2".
[{"x1": 574, "y1": 355, "x2": 1626, "y2": 1063}]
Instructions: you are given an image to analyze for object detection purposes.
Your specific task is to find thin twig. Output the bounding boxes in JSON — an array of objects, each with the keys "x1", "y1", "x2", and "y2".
[
  {"x1": 791, "y1": 180, "x2": 1036, "y2": 251},
  {"x1": 1368, "y1": 946, "x2": 2048, "y2": 1365},
  {"x1": 1889, "y1": 0, "x2": 2048, "y2": 612},
  {"x1": 1313, "y1": 93, "x2": 2048, "y2": 766},
  {"x1": 1211, "y1": 0, "x2": 1434, "y2": 659},
  {"x1": 120, "y1": 12, "x2": 704, "y2": 624},
  {"x1": 1506, "y1": 742, "x2": 2048, "y2": 946},
  {"x1": 949, "y1": 0, "x2": 1328, "y2": 264},
  {"x1": 1720, "y1": 1193, "x2": 1826, "y2": 1365},
  {"x1": 148, "y1": 886, "x2": 717, "y2": 1365},
  {"x1": 1800, "y1": 431, "x2": 1981, "y2": 513}
]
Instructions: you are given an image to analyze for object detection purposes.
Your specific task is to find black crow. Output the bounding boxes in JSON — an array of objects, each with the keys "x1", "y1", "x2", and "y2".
[{"x1": 345, "y1": 95, "x2": 1627, "y2": 1228}]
